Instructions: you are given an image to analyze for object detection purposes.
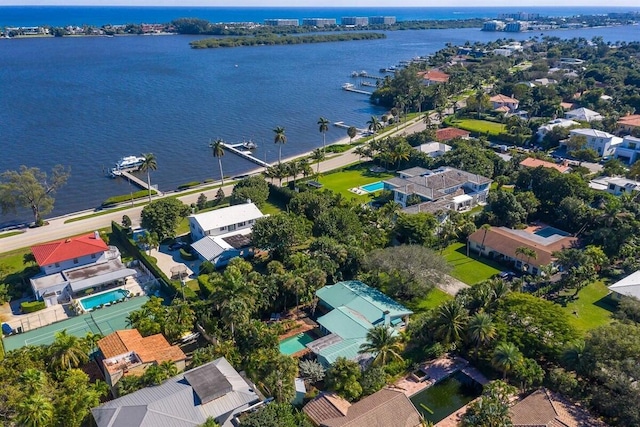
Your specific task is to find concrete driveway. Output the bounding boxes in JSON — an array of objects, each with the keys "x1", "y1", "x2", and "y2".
[{"x1": 151, "y1": 245, "x2": 201, "y2": 281}]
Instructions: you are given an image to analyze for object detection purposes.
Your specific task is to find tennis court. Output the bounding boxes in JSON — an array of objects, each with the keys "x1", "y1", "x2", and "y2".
[{"x1": 2, "y1": 296, "x2": 149, "y2": 352}]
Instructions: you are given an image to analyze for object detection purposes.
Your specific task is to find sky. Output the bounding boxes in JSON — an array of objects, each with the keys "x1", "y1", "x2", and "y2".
[{"x1": 0, "y1": 0, "x2": 639, "y2": 6}]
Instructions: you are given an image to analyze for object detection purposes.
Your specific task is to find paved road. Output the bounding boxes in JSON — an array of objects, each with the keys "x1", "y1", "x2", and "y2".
[{"x1": 1, "y1": 116, "x2": 427, "y2": 253}]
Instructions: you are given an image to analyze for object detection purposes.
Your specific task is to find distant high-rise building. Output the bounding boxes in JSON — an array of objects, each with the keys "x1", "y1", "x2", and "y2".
[
  {"x1": 498, "y1": 12, "x2": 540, "y2": 21},
  {"x1": 505, "y1": 21, "x2": 528, "y2": 32},
  {"x1": 369, "y1": 16, "x2": 396, "y2": 25},
  {"x1": 341, "y1": 16, "x2": 369, "y2": 26},
  {"x1": 302, "y1": 18, "x2": 337, "y2": 27},
  {"x1": 264, "y1": 19, "x2": 299, "y2": 26},
  {"x1": 482, "y1": 20, "x2": 505, "y2": 31}
]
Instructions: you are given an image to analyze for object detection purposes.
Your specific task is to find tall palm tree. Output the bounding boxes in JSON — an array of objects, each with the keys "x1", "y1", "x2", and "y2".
[
  {"x1": 477, "y1": 224, "x2": 491, "y2": 256},
  {"x1": 466, "y1": 313, "x2": 497, "y2": 359},
  {"x1": 16, "y1": 394, "x2": 54, "y2": 427},
  {"x1": 209, "y1": 139, "x2": 225, "y2": 186},
  {"x1": 273, "y1": 126, "x2": 287, "y2": 163},
  {"x1": 434, "y1": 301, "x2": 469, "y2": 346},
  {"x1": 49, "y1": 330, "x2": 89, "y2": 371},
  {"x1": 367, "y1": 116, "x2": 383, "y2": 141},
  {"x1": 311, "y1": 148, "x2": 325, "y2": 175},
  {"x1": 515, "y1": 246, "x2": 537, "y2": 272},
  {"x1": 318, "y1": 117, "x2": 329, "y2": 152},
  {"x1": 138, "y1": 152, "x2": 158, "y2": 203},
  {"x1": 492, "y1": 342, "x2": 522, "y2": 379},
  {"x1": 359, "y1": 325, "x2": 403, "y2": 366}
]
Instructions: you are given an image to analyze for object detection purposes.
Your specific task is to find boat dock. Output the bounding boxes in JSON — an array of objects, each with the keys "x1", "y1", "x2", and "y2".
[
  {"x1": 354, "y1": 74, "x2": 385, "y2": 81},
  {"x1": 342, "y1": 85, "x2": 372, "y2": 95},
  {"x1": 333, "y1": 121, "x2": 367, "y2": 133},
  {"x1": 361, "y1": 81, "x2": 378, "y2": 87},
  {"x1": 222, "y1": 143, "x2": 271, "y2": 168},
  {"x1": 111, "y1": 170, "x2": 163, "y2": 196}
]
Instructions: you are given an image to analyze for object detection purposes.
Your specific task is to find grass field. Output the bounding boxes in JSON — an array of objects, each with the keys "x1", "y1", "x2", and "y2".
[
  {"x1": 447, "y1": 118, "x2": 506, "y2": 136},
  {"x1": 0, "y1": 231, "x2": 24, "y2": 239},
  {"x1": 317, "y1": 163, "x2": 395, "y2": 200},
  {"x1": 555, "y1": 281, "x2": 615, "y2": 333},
  {"x1": 442, "y1": 242, "x2": 503, "y2": 285},
  {"x1": 409, "y1": 288, "x2": 453, "y2": 312}
]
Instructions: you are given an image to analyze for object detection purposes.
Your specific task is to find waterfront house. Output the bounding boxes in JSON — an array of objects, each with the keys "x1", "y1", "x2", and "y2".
[
  {"x1": 510, "y1": 388, "x2": 607, "y2": 427},
  {"x1": 467, "y1": 225, "x2": 578, "y2": 275},
  {"x1": 490, "y1": 94, "x2": 519, "y2": 112},
  {"x1": 589, "y1": 176, "x2": 640, "y2": 195},
  {"x1": 565, "y1": 107, "x2": 603, "y2": 123},
  {"x1": 613, "y1": 135, "x2": 640, "y2": 165},
  {"x1": 303, "y1": 389, "x2": 422, "y2": 427},
  {"x1": 96, "y1": 329, "x2": 187, "y2": 391},
  {"x1": 91, "y1": 357, "x2": 261, "y2": 427},
  {"x1": 189, "y1": 202, "x2": 265, "y2": 268},
  {"x1": 567, "y1": 128, "x2": 622, "y2": 158},
  {"x1": 617, "y1": 114, "x2": 640, "y2": 134},
  {"x1": 435, "y1": 127, "x2": 470, "y2": 142},
  {"x1": 383, "y1": 166, "x2": 491, "y2": 213},
  {"x1": 519, "y1": 157, "x2": 572, "y2": 174},
  {"x1": 418, "y1": 69, "x2": 450, "y2": 86},
  {"x1": 608, "y1": 270, "x2": 640, "y2": 301},
  {"x1": 306, "y1": 281, "x2": 412, "y2": 367},
  {"x1": 29, "y1": 232, "x2": 136, "y2": 307}
]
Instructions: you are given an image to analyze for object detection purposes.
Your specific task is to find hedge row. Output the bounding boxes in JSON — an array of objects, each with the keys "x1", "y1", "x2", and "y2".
[
  {"x1": 110, "y1": 222, "x2": 198, "y2": 300},
  {"x1": 21, "y1": 301, "x2": 46, "y2": 313},
  {"x1": 179, "y1": 248, "x2": 198, "y2": 261},
  {"x1": 102, "y1": 190, "x2": 157, "y2": 207},
  {"x1": 268, "y1": 183, "x2": 296, "y2": 206},
  {"x1": 178, "y1": 181, "x2": 201, "y2": 191}
]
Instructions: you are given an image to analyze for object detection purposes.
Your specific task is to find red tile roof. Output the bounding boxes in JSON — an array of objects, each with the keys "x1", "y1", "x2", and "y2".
[
  {"x1": 98, "y1": 329, "x2": 186, "y2": 369},
  {"x1": 618, "y1": 114, "x2": 640, "y2": 128},
  {"x1": 520, "y1": 157, "x2": 571, "y2": 173},
  {"x1": 419, "y1": 69, "x2": 450, "y2": 83},
  {"x1": 31, "y1": 233, "x2": 109, "y2": 266},
  {"x1": 435, "y1": 127, "x2": 471, "y2": 141},
  {"x1": 490, "y1": 94, "x2": 519, "y2": 104}
]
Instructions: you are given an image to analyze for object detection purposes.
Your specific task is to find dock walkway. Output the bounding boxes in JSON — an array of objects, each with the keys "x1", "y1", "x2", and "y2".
[
  {"x1": 222, "y1": 143, "x2": 271, "y2": 168},
  {"x1": 343, "y1": 86, "x2": 372, "y2": 95},
  {"x1": 112, "y1": 170, "x2": 163, "y2": 196}
]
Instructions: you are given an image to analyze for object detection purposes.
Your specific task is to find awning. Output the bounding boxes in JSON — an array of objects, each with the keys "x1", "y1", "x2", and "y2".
[
  {"x1": 69, "y1": 268, "x2": 137, "y2": 293},
  {"x1": 453, "y1": 194, "x2": 473, "y2": 204}
]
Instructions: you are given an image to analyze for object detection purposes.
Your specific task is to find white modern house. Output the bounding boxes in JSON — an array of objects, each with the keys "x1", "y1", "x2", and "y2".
[
  {"x1": 417, "y1": 142, "x2": 451, "y2": 158},
  {"x1": 189, "y1": 202, "x2": 265, "y2": 268},
  {"x1": 608, "y1": 270, "x2": 640, "y2": 301},
  {"x1": 565, "y1": 107, "x2": 603, "y2": 123},
  {"x1": 589, "y1": 176, "x2": 640, "y2": 196},
  {"x1": 29, "y1": 233, "x2": 136, "y2": 306},
  {"x1": 536, "y1": 118, "x2": 579, "y2": 142},
  {"x1": 614, "y1": 136, "x2": 640, "y2": 165},
  {"x1": 567, "y1": 128, "x2": 622, "y2": 158}
]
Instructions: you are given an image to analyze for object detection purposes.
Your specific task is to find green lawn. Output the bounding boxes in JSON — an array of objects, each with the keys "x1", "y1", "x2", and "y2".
[
  {"x1": 447, "y1": 118, "x2": 506, "y2": 136},
  {"x1": 316, "y1": 163, "x2": 395, "y2": 200},
  {"x1": 409, "y1": 288, "x2": 453, "y2": 313},
  {"x1": 442, "y1": 242, "x2": 503, "y2": 285},
  {"x1": 555, "y1": 281, "x2": 615, "y2": 333},
  {"x1": 0, "y1": 231, "x2": 23, "y2": 239}
]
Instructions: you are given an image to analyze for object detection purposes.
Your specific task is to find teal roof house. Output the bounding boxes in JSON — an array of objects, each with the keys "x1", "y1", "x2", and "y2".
[{"x1": 308, "y1": 280, "x2": 412, "y2": 366}]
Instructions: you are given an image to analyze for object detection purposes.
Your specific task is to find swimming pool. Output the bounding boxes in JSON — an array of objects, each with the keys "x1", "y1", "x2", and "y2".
[
  {"x1": 410, "y1": 371, "x2": 482, "y2": 423},
  {"x1": 279, "y1": 332, "x2": 315, "y2": 355},
  {"x1": 78, "y1": 289, "x2": 129, "y2": 311},
  {"x1": 361, "y1": 181, "x2": 385, "y2": 193}
]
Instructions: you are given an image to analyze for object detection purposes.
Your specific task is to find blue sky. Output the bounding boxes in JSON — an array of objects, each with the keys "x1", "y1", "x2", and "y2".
[{"x1": 1, "y1": 0, "x2": 639, "y2": 6}]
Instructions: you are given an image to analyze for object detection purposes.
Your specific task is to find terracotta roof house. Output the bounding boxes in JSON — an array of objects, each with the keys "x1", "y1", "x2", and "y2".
[
  {"x1": 29, "y1": 232, "x2": 136, "y2": 307},
  {"x1": 304, "y1": 389, "x2": 422, "y2": 427},
  {"x1": 418, "y1": 69, "x2": 449, "y2": 86},
  {"x1": 307, "y1": 281, "x2": 412, "y2": 366},
  {"x1": 490, "y1": 94, "x2": 519, "y2": 111},
  {"x1": 383, "y1": 166, "x2": 491, "y2": 213},
  {"x1": 510, "y1": 388, "x2": 607, "y2": 427},
  {"x1": 519, "y1": 157, "x2": 572, "y2": 174},
  {"x1": 467, "y1": 225, "x2": 578, "y2": 275},
  {"x1": 92, "y1": 357, "x2": 261, "y2": 427},
  {"x1": 435, "y1": 127, "x2": 470, "y2": 141},
  {"x1": 617, "y1": 114, "x2": 640, "y2": 134},
  {"x1": 97, "y1": 329, "x2": 187, "y2": 390},
  {"x1": 608, "y1": 270, "x2": 640, "y2": 301}
]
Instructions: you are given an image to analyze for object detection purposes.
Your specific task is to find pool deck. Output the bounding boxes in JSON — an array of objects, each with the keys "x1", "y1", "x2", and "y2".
[{"x1": 278, "y1": 319, "x2": 317, "y2": 358}]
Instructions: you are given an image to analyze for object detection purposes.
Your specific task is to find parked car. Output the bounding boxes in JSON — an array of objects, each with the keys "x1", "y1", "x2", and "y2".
[
  {"x1": 168, "y1": 241, "x2": 187, "y2": 251},
  {"x1": 497, "y1": 271, "x2": 516, "y2": 281}
]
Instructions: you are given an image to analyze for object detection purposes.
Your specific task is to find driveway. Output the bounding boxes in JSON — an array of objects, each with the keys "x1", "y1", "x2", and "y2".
[
  {"x1": 438, "y1": 275, "x2": 470, "y2": 296},
  {"x1": 151, "y1": 246, "x2": 200, "y2": 281}
]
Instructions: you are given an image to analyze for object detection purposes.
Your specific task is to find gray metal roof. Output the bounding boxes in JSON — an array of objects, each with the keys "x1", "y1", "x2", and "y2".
[
  {"x1": 191, "y1": 237, "x2": 226, "y2": 262},
  {"x1": 92, "y1": 357, "x2": 260, "y2": 427}
]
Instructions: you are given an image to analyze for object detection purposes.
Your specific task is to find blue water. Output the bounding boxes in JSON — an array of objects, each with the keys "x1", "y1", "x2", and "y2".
[
  {"x1": 361, "y1": 181, "x2": 385, "y2": 193},
  {"x1": 2, "y1": 6, "x2": 640, "y2": 27},
  {"x1": 279, "y1": 331, "x2": 315, "y2": 355},
  {"x1": 1, "y1": 7, "x2": 640, "y2": 225},
  {"x1": 79, "y1": 288, "x2": 128, "y2": 310}
]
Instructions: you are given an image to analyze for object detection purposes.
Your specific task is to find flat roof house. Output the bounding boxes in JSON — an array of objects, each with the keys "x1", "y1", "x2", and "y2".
[
  {"x1": 92, "y1": 357, "x2": 261, "y2": 427},
  {"x1": 303, "y1": 388, "x2": 422, "y2": 427},
  {"x1": 468, "y1": 225, "x2": 578, "y2": 275},
  {"x1": 97, "y1": 329, "x2": 187, "y2": 391},
  {"x1": 307, "y1": 281, "x2": 412, "y2": 367},
  {"x1": 613, "y1": 135, "x2": 640, "y2": 165},
  {"x1": 189, "y1": 202, "x2": 265, "y2": 268},
  {"x1": 589, "y1": 176, "x2": 640, "y2": 195},
  {"x1": 29, "y1": 233, "x2": 136, "y2": 307},
  {"x1": 568, "y1": 128, "x2": 622, "y2": 158}
]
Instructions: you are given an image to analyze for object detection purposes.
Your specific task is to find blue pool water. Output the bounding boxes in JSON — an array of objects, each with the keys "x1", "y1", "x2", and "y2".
[
  {"x1": 361, "y1": 181, "x2": 385, "y2": 193},
  {"x1": 279, "y1": 332, "x2": 315, "y2": 355},
  {"x1": 79, "y1": 289, "x2": 129, "y2": 311}
]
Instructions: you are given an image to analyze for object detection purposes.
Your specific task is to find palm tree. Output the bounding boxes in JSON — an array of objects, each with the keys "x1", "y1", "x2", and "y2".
[
  {"x1": 359, "y1": 325, "x2": 403, "y2": 366},
  {"x1": 561, "y1": 340, "x2": 587, "y2": 374},
  {"x1": 467, "y1": 313, "x2": 497, "y2": 359},
  {"x1": 138, "y1": 153, "x2": 158, "y2": 203},
  {"x1": 434, "y1": 301, "x2": 469, "y2": 346},
  {"x1": 16, "y1": 394, "x2": 54, "y2": 427},
  {"x1": 209, "y1": 138, "x2": 225, "y2": 186},
  {"x1": 366, "y1": 115, "x2": 383, "y2": 141},
  {"x1": 477, "y1": 224, "x2": 491, "y2": 256},
  {"x1": 347, "y1": 126, "x2": 357, "y2": 143},
  {"x1": 311, "y1": 148, "x2": 325, "y2": 175},
  {"x1": 83, "y1": 331, "x2": 103, "y2": 357},
  {"x1": 318, "y1": 117, "x2": 329, "y2": 152},
  {"x1": 19, "y1": 368, "x2": 47, "y2": 394},
  {"x1": 515, "y1": 246, "x2": 537, "y2": 272},
  {"x1": 273, "y1": 126, "x2": 287, "y2": 163},
  {"x1": 492, "y1": 342, "x2": 522, "y2": 379},
  {"x1": 49, "y1": 330, "x2": 89, "y2": 370}
]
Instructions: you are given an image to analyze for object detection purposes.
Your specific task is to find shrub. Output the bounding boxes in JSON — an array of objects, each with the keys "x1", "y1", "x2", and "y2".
[
  {"x1": 102, "y1": 190, "x2": 157, "y2": 207},
  {"x1": 199, "y1": 261, "x2": 215, "y2": 275},
  {"x1": 178, "y1": 181, "x2": 201, "y2": 191},
  {"x1": 21, "y1": 301, "x2": 45, "y2": 313},
  {"x1": 179, "y1": 248, "x2": 197, "y2": 261},
  {"x1": 268, "y1": 183, "x2": 296, "y2": 206}
]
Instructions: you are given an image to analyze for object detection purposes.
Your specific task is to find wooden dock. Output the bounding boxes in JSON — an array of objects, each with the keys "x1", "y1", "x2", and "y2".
[
  {"x1": 111, "y1": 170, "x2": 163, "y2": 196},
  {"x1": 222, "y1": 143, "x2": 271, "y2": 168},
  {"x1": 343, "y1": 86, "x2": 372, "y2": 95},
  {"x1": 356, "y1": 74, "x2": 385, "y2": 81},
  {"x1": 333, "y1": 121, "x2": 367, "y2": 133}
]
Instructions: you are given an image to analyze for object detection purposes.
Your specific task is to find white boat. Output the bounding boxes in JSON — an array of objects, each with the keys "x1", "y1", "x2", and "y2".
[
  {"x1": 342, "y1": 83, "x2": 355, "y2": 90},
  {"x1": 113, "y1": 155, "x2": 145, "y2": 170},
  {"x1": 241, "y1": 140, "x2": 257, "y2": 150}
]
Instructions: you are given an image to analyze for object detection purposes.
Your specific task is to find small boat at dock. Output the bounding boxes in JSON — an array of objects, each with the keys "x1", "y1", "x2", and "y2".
[
  {"x1": 342, "y1": 83, "x2": 355, "y2": 90},
  {"x1": 241, "y1": 140, "x2": 257, "y2": 150}
]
